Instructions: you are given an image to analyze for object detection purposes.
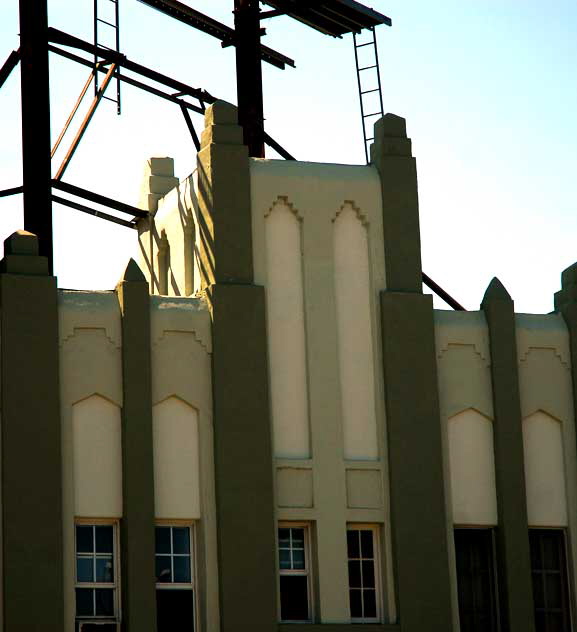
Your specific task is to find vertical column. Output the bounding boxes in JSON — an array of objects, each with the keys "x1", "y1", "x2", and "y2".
[
  {"x1": 234, "y1": 0, "x2": 265, "y2": 157},
  {"x1": 198, "y1": 101, "x2": 277, "y2": 631},
  {"x1": 0, "y1": 231, "x2": 64, "y2": 630},
  {"x1": 19, "y1": 0, "x2": 53, "y2": 269},
  {"x1": 482, "y1": 278, "x2": 535, "y2": 632},
  {"x1": 373, "y1": 115, "x2": 453, "y2": 631},
  {"x1": 116, "y1": 259, "x2": 157, "y2": 632}
]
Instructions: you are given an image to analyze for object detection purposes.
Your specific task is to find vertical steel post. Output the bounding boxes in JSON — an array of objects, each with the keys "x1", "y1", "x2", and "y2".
[
  {"x1": 234, "y1": 0, "x2": 265, "y2": 157},
  {"x1": 19, "y1": 0, "x2": 53, "y2": 272}
]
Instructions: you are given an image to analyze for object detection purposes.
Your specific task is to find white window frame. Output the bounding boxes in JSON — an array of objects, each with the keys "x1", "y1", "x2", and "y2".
[
  {"x1": 277, "y1": 521, "x2": 314, "y2": 623},
  {"x1": 346, "y1": 523, "x2": 382, "y2": 623},
  {"x1": 155, "y1": 520, "x2": 198, "y2": 631},
  {"x1": 74, "y1": 518, "x2": 121, "y2": 627}
]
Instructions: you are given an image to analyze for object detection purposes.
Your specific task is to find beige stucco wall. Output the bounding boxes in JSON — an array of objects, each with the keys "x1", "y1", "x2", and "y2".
[
  {"x1": 250, "y1": 158, "x2": 394, "y2": 623},
  {"x1": 58, "y1": 289, "x2": 219, "y2": 632}
]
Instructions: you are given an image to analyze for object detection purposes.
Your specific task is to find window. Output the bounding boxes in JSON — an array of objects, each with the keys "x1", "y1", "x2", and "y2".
[
  {"x1": 75, "y1": 523, "x2": 119, "y2": 631},
  {"x1": 155, "y1": 525, "x2": 196, "y2": 632},
  {"x1": 454, "y1": 528, "x2": 499, "y2": 632},
  {"x1": 278, "y1": 524, "x2": 313, "y2": 622},
  {"x1": 347, "y1": 525, "x2": 381, "y2": 622},
  {"x1": 530, "y1": 529, "x2": 572, "y2": 632}
]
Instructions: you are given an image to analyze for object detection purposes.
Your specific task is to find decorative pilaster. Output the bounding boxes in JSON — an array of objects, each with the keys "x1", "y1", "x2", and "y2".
[
  {"x1": 482, "y1": 278, "x2": 535, "y2": 632},
  {"x1": 0, "y1": 230, "x2": 64, "y2": 630},
  {"x1": 198, "y1": 101, "x2": 277, "y2": 632},
  {"x1": 373, "y1": 117, "x2": 453, "y2": 631},
  {"x1": 116, "y1": 258, "x2": 157, "y2": 632}
]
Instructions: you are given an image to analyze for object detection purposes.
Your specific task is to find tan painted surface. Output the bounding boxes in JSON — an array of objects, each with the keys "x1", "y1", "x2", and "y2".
[
  {"x1": 265, "y1": 199, "x2": 310, "y2": 458},
  {"x1": 73, "y1": 395, "x2": 123, "y2": 517},
  {"x1": 516, "y1": 313, "x2": 577, "y2": 587},
  {"x1": 153, "y1": 397, "x2": 200, "y2": 519},
  {"x1": 59, "y1": 290, "x2": 123, "y2": 632},
  {"x1": 448, "y1": 409, "x2": 498, "y2": 525},
  {"x1": 150, "y1": 295, "x2": 219, "y2": 632},
  {"x1": 346, "y1": 469, "x2": 383, "y2": 509},
  {"x1": 333, "y1": 203, "x2": 378, "y2": 460},
  {"x1": 250, "y1": 159, "x2": 394, "y2": 622},
  {"x1": 523, "y1": 412, "x2": 568, "y2": 527},
  {"x1": 276, "y1": 468, "x2": 314, "y2": 508}
]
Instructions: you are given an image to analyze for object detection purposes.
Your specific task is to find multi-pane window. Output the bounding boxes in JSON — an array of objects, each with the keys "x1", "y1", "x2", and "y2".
[
  {"x1": 454, "y1": 528, "x2": 499, "y2": 632},
  {"x1": 155, "y1": 525, "x2": 196, "y2": 632},
  {"x1": 347, "y1": 526, "x2": 380, "y2": 622},
  {"x1": 75, "y1": 523, "x2": 118, "y2": 631},
  {"x1": 530, "y1": 529, "x2": 572, "y2": 632},
  {"x1": 278, "y1": 524, "x2": 312, "y2": 622}
]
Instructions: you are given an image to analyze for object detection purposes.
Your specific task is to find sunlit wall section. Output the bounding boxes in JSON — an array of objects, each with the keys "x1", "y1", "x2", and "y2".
[
  {"x1": 523, "y1": 411, "x2": 568, "y2": 527},
  {"x1": 333, "y1": 202, "x2": 378, "y2": 460},
  {"x1": 153, "y1": 396, "x2": 201, "y2": 519},
  {"x1": 72, "y1": 394, "x2": 123, "y2": 518},
  {"x1": 265, "y1": 197, "x2": 310, "y2": 459},
  {"x1": 448, "y1": 409, "x2": 498, "y2": 525}
]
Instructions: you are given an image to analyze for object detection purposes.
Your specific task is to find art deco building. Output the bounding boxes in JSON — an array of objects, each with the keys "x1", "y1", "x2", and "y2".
[{"x1": 1, "y1": 101, "x2": 575, "y2": 632}]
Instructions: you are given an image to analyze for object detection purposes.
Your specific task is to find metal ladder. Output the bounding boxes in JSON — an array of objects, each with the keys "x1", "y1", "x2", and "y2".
[
  {"x1": 94, "y1": 0, "x2": 122, "y2": 114},
  {"x1": 353, "y1": 26, "x2": 384, "y2": 164}
]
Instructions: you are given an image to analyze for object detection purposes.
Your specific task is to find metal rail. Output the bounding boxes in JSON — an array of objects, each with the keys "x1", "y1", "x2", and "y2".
[
  {"x1": 422, "y1": 273, "x2": 465, "y2": 311},
  {"x1": 0, "y1": 50, "x2": 20, "y2": 91},
  {"x1": 52, "y1": 194, "x2": 137, "y2": 229}
]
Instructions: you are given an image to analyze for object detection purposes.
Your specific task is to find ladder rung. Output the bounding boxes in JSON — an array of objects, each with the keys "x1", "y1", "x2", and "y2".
[
  {"x1": 97, "y1": 18, "x2": 118, "y2": 28},
  {"x1": 96, "y1": 44, "x2": 117, "y2": 52},
  {"x1": 365, "y1": 137, "x2": 374, "y2": 141},
  {"x1": 355, "y1": 41, "x2": 375, "y2": 48},
  {"x1": 102, "y1": 95, "x2": 119, "y2": 103},
  {"x1": 361, "y1": 88, "x2": 380, "y2": 95},
  {"x1": 358, "y1": 65, "x2": 377, "y2": 71},
  {"x1": 363, "y1": 112, "x2": 382, "y2": 118}
]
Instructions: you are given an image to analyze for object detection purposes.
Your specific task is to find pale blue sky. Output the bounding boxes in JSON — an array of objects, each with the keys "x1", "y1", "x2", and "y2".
[{"x1": 0, "y1": 1, "x2": 576, "y2": 312}]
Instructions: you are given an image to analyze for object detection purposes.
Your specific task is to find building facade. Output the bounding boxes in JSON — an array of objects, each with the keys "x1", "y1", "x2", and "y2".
[{"x1": 1, "y1": 101, "x2": 576, "y2": 632}]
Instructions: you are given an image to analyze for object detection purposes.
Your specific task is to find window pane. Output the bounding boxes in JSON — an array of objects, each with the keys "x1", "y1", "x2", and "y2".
[
  {"x1": 347, "y1": 530, "x2": 360, "y2": 559},
  {"x1": 348, "y1": 560, "x2": 361, "y2": 588},
  {"x1": 156, "y1": 527, "x2": 171, "y2": 555},
  {"x1": 95, "y1": 589, "x2": 114, "y2": 616},
  {"x1": 76, "y1": 526, "x2": 93, "y2": 554},
  {"x1": 156, "y1": 555, "x2": 172, "y2": 583},
  {"x1": 532, "y1": 573, "x2": 544, "y2": 609},
  {"x1": 542, "y1": 534, "x2": 558, "y2": 571},
  {"x1": 173, "y1": 528, "x2": 190, "y2": 555},
  {"x1": 362, "y1": 560, "x2": 375, "y2": 588},
  {"x1": 279, "y1": 549, "x2": 291, "y2": 570},
  {"x1": 292, "y1": 548, "x2": 305, "y2": 570},
  {"x1": 291, "y1": 528, "x2": 305, "y2": 549},
  {"x1": 96, "y1": 556, "x2": 114, "y2": 583},
  {"x1": 174, "y1": 556, "x2": 191, "y2": 583},
  {"x1": 454, "y1": 529, "x2": 498, "y2": 632},
  {"x1": 76, "y1": 588, "x2": 94, "y2": 616},
  {"x1": 280, "y1": 575, "x2": 309, "y2": 621},
  {"x1": 349, "y1": 589, "x2": 362, "y2": 618},
  {"x1": 76, "y1": 557, "x2": 94, "y2": 583},
  {"x1": 363, "y1": 588, "x2": 377, "y2": 618},
  {"x1": 278, "y1": 528, "x2": 291, "y2": 549},
  {"x1": 95, "y1": 526, "x2": 113, "y2": 554},
  {"x1": 156, "y1": 588, "x2": 194, "y2": 632},
  {"x1": 360, "y1": 530, "x2": 374, "y2": 558}
]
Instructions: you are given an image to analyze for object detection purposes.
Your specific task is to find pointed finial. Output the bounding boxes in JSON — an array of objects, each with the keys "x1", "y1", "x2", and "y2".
[
  {"x1": 371, "y1": 113, "x2": 412, "y2": 160},
  {"x1": 482, "y1": 277, "x2": 511, "y2": 306},
  {"x1": 119, "y1": 258, "x2": 146, "y2": 284}
]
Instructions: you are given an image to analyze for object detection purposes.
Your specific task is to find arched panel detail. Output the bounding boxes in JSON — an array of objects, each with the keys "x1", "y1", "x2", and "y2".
[
  {"x1": 333, "y1": 202, "x2": 378, "y2": 460},
  {"x1": 264, "y1": 197, "x2": 310, "y2": 458},
  {"x1": 448, "y1": 408, "x2": 498, "y2": 525},
  {"x1": 153, "y1": 396, "x2": 201, "y2": 519},
  {"x1": 264, "y1": 195, "x2": 303, "y2": 221},
  {"x1": 72, "y1": 394, "x2": 123, "y2": 517},
  {"x1": 523, "y1": 410, "x2": 568, "y2": 527},
  {"x1": 332, "y1": 199, "x2": 368, "y2": 226}
]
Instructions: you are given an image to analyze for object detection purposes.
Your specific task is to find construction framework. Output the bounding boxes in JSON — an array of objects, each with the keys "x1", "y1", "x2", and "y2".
[{"x1": 1, "y1": 0, "x2": 465, "y2": 309}]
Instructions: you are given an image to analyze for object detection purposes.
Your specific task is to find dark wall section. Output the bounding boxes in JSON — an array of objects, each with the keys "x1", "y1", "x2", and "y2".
[
  {"x1": 482, "y1": 278, "x2": 535, "y2": 632},
  {"x1": 198, "y1": 101, "x2": 277, "y2": 632},
  {"x1": 0, "y1": 230, "x2": 65, "y2": 631},
  {"x1": 116, "y1": 258, "x2": 157, "y2": 632},
  {"x1": 373, "y1": 118, "x2": 454, "y2": 632}
]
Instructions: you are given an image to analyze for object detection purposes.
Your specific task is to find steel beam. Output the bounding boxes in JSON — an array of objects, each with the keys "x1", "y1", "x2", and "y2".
[
  {"x1": 234, "y1": 0, "x2": 265, "y2": 157},
  {"x1": 19, "y1": 0, "x2": 53, "y2": 271},
  {"x1": 52, "y1": 195, "x2": 137, "y2": 229},
  {"x1": 0, "y1": 50, "x2": 20, "y2": 91}
]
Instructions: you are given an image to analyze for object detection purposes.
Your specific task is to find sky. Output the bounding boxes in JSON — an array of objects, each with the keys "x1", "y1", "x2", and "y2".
[{"x1": 0, "y1": 0, "x2": 576, "y2": 312}]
